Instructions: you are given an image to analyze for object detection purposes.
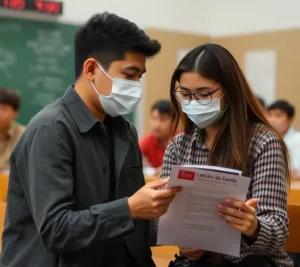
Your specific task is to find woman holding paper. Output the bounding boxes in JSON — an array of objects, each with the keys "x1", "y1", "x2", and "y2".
[{"x1": 161, "y1": 44, "x2": 292, "y2": 267}]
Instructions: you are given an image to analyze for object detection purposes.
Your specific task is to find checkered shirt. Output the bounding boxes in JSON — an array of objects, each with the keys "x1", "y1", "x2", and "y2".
[{"x1": 157, "y1": 123, "x2": 293, "y2": 267}]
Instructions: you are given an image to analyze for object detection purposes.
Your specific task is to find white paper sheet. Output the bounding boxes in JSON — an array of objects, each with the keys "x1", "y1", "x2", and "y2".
[
  {"x1": 244, "y1": 50, "x2": 277, "y2": 105},
  {"x1": 157, "y1": 165, "x2": 251, "y2": 257}
]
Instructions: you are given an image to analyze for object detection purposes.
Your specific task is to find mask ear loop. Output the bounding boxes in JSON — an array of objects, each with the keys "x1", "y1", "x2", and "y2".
[
  {"x1": 96, "y1": 62, "x2": 113, "y2": 81},
  {"x1": 89, "y1": 62, "x2": 113, "y2": 97},
  {"x1": 90, "y1": 80, "x2": 101, "y2": 96}
]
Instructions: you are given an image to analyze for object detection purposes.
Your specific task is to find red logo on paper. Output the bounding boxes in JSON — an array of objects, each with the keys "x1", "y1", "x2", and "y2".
[{"x1": 178, "y1": 170, "x2": 195, "y2": 181}]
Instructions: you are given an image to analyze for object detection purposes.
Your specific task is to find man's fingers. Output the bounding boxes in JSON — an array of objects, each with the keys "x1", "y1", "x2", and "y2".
[
  {"x1": 153, "y1": 187, "x2": 181, "y2": 200},
  {"x1": 147, "y1": 178, "x2": 169, "y2": 189}
]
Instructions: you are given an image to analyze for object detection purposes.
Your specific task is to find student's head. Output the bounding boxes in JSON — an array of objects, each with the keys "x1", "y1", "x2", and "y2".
[
  {"x1": 267, "y1": 100, "x2": 295, "y2": 136},
  {"x1": 150, "y1": 100, "x2": 175, "y2": 139},
  {"x1": 170, "y1": 43, "x2": 289, "y2": 174},
  {"x1": 256, "y1": 96, "x2": 265, "y2": 108},
  {"x1": 74, "y1": 12, "x2": 161, "y2": 113},
  {"x1": 0, "y1": 88, "x2": 20, "y2": 130}
]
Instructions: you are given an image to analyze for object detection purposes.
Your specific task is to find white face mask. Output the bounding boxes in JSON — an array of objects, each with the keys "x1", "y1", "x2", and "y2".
[
  {"x1": 90, "y1": 63, "x2": 143, "y2": 117},
  {"x1": 181, "y1": 95, "x2": 226, "y2": 129}
]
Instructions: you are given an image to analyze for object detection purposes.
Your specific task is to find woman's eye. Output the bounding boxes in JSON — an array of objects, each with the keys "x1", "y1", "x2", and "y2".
[
  {"x1": 197, "y1": 92, "x2": 211, "y2": 97},
  {"x1": 180, "y1": 92, "x2": 190, "y2": 97}
]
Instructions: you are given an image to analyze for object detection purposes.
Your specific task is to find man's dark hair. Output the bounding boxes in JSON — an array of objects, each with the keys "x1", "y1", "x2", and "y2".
[
  {"x1": 0, "y1": 88, "x2": 21, "y2": 110},
  {"x1": 267, "y1": 100, "x2": 295, "y2": 118},
  {"x1": 74, "y1": 12, "x2": 161, "y2": 79},
  {"x1": 256, "y1": 95, "x2": 265, "y2": 108},
  {"x1": 151, "y1": 100, "x2": 175, "y2": 117}
]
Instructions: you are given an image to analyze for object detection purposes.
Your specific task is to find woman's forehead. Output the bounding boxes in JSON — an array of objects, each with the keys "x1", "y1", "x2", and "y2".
[{"x1": 179, "y1": 72, "x2": 220, "y2": 89}]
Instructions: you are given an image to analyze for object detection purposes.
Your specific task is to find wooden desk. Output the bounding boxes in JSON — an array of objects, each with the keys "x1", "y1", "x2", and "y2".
[
  {"x1": 0, "y1": 173, "x2": 8, "y2": 202},
  {"x1": 151, "y1": 246, "x2": 179, "y2": 267},
  {"x1": 285, "y1": 187, "x2": 300, "y2": 252}
]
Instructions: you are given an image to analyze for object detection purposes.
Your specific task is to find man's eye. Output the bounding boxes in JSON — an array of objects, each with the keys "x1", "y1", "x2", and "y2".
[{"x1": 124, "y1": 73, "x2": 135, "y2": 79}]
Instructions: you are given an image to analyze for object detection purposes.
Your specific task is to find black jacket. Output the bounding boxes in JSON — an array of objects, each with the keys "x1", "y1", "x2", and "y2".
[{"x1": 0, "y1": 87, "x2": 155, "y2": 267}]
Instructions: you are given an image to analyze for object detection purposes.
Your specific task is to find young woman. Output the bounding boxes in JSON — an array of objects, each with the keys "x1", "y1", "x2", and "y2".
[{"x1": 160, "y1": 44, "x2": 292, "y2": 267}]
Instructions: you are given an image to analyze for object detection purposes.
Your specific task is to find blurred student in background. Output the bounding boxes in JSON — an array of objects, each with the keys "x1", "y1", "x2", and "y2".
[
  {"x1": 256, "y1": 95, "x2": 268, "y2": 116},
  {"x1": 256, "y1": 95, "x2": 266, "y2": 108},
  {"x1": 160, "y1": 44, "x2": 292, "y2": 267},
  {"x1": 0, "y1": 88, "x2": 24, "y2": 173},
  {"x1": 268, "y1": 100, "x2": 300, "y2": 177},
  {"x1": 139, "y1": 100, "x2": 177, "y2": 175}
]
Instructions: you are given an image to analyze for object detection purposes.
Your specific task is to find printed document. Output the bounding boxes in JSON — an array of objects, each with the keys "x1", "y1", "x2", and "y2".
[{"x1": 157, "y1": 165, "x2": 251, "y2": 257}]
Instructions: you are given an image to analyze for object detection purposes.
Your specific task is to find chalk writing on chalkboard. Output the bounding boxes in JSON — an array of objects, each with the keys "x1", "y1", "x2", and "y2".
[
  {"x1": 0, "y1": 23, "x2": 21, "y2": 32},
  {"x1": 0, "y1": 45, "x2": 16, "y2": 79},
  {"x1": 31, "y1": 92, "x2": 57, "y2": 107},
  {"x1": 27, "y1": 29, "x2": 71, "y2": 75},
  {"x1": 0, "y1": 17, "x2": 80, "y2": 125},
  {"x1": 28, "y1": 76, "x2": 64, "y2": 92},
  {"x1": 25, "y1": 28, "x2": 72, "y2": 107}
]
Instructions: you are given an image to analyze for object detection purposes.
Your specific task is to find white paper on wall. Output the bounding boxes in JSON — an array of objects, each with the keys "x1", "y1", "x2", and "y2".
[
  {"x1": 177, "y1": 48, "x2": 191, "y2": 64},
  {"x1": 244, "y1": 50, "x2": 277, "y2": 105}
]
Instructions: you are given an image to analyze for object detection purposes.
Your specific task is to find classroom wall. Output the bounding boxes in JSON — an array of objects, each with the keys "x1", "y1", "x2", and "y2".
[
  {"x1": 215, "y1": 30, "x2": 300, "y2": 129},
  {"x1": 2, "y1": 1, "x2": 300, "y2": 132},
  {"x1": 0, "y1": 0, "x2": 209, "y2": 34},
  {"x1": 207, "y1": 0, "x2": 300, "y2": 37},
  {"x1": 143, "y1": 29, "x2": 210, "y2": 134}
]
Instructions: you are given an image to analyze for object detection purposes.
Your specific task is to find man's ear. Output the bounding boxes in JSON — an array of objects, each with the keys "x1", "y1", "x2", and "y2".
[{"x1": 83, "y1": 58, "x2": 98, "y2": 80}]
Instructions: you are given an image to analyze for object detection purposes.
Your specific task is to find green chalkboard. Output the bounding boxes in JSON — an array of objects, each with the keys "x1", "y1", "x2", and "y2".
[{"x1": 0, "y1": 17, "x2": 134, "y2": 125}]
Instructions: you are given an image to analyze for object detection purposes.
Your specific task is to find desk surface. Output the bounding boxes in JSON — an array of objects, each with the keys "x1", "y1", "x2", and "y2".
[{"x1": 151, "y1": 246, "x2": 178, "y2": 267}]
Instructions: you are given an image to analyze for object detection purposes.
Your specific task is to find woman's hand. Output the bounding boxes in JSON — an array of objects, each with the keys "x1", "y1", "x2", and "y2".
[
  {"x1": 218, "y1": 198, "x2": 260, "y2": 240},
  {"x1": 179, "y1": 248, "x2": 204, "y2": 261}
]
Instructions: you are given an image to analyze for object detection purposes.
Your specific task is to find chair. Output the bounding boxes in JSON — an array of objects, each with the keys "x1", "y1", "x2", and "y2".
[
  {"x1": 0, "y1": 174, "x2": 9, "y2": 202},
  {"x1": 0, "y1": 201, "x2": 7, "y2": 251}
]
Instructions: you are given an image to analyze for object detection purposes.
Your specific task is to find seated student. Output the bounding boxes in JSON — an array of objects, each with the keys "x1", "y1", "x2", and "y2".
[
  {"x1": 267, "y1": 100, "x2": 300, "y2": 177},
  {"x1": 159, "y1": 44, "x2": 292, "y2": 267},
  {"x1": 0, "y1": 88, "x2": 25, "y2": 173},
  {"x1": 256, "y1": 95, "x2": 266, "y2": 109},
  {"x1": 139, "y1": 100, "x2": 177, "y2": 174}
]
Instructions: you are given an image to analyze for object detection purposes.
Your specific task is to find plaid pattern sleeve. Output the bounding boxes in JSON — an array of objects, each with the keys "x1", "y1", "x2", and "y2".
[
  {"x1": 223, "y1": 128, "x2": 292, "y2": 266},
  {"x1": 242, "y1": 135, "x2": 289, "y2": 251},
  {"x1": 160, "y1": 140, "x2": 178, "y2": 179},
  {"x1": 153, "y1": 139, "x2": 179, "y2": 233}
]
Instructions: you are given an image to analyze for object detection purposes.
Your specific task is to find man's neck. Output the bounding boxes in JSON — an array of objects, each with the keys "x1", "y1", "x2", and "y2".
[{"x1": 74, "y1": 82, "x2": 106, "y2": 123}]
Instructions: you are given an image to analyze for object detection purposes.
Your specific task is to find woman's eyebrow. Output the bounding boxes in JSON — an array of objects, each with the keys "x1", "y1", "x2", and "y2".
[{"x1": 179, "y1": 86, "x2": 214, "y2": 91}]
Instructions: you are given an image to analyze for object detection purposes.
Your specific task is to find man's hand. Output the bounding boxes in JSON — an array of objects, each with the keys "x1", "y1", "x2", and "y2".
[
  {"x1": 128, "y1": 178, "x2": 182, "y2": 219},
  {"x1": 180, "y1": 248, "x2": 204, "y2": 261}
]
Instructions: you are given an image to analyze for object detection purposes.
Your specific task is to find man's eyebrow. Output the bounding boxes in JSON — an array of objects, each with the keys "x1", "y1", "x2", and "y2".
[{"x1": 123, "y1": 66, "x2": 146, "y2": 73}]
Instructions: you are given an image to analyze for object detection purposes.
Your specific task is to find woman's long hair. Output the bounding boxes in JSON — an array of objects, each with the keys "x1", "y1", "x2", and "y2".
[{"x1": 170, "y1": 44, "x2": 290, "y2": 182}]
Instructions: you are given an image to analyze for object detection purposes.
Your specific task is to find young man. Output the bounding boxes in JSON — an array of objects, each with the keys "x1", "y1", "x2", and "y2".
[
  {"x1": 0, "y1": 13, "x2": 181, "y2": 267},
  {"x1": 0, "y1": 88, "x2": 24, "y2": 173},
  {"x1": 268, "y1": 100, "x2": 300, "y2": 177},
  {"x1": 139, "y1": 100, "x2": 176, "y2": 173}
]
